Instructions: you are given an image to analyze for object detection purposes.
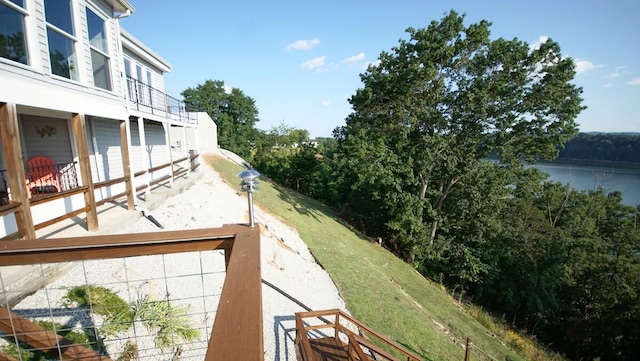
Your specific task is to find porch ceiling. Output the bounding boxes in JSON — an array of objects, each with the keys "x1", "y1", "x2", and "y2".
[{"x1": 106, "y1": 0, "x2": 135, "y2": 14}]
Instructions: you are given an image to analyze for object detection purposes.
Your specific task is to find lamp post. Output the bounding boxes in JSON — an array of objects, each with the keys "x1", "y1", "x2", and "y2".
[{"x1": 238, "y1": 169, "x2": 260, "y2": 227}]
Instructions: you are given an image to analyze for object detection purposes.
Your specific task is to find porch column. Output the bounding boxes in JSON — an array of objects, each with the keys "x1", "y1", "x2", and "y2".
[
  {"x1": 192, "y1": 125, "x2": 201, "y2": 173},
  {"x1": 72, "y1": 113, "x2": 98, "y2": 232},
  {"x1": 182, "y1": 126, "x2": 190, "y2": 176},
  {"x1": 0, "y1": 102, "x2": 36, "y2": 239},
  {"x1": 120, "y1": 120, "x2": 134, "y2": 210},
  {"x1": 162, "y1": 122, "x2": 174, "y2": 187},
  {"x1": 137, "y1": 118, "x2": 151, "y2": 195}
]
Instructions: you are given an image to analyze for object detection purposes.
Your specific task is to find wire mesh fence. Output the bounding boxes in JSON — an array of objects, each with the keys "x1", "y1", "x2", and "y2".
[{"x1": 0, "y1": 250, "x2": 226, "y2": 361}]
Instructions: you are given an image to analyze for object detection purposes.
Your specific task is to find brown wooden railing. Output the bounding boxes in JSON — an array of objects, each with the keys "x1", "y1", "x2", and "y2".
[
  {"x1": 0, "y1": 153, "x2": 199, "y2": 240},
  {"x1": 0, "y1": 224, "x2": 263, "y2": 361},
  {"x1": 295, "y1": 309, "x2": 422, "y2": 361}
]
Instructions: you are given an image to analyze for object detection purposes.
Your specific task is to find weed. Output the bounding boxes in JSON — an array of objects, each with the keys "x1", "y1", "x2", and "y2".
[
  {"x1": 63, "y1": 285, "x2": 133, "y2": 336},
  {"x1": 132, "y1": 294, "x2": 200, "y2": 350}
]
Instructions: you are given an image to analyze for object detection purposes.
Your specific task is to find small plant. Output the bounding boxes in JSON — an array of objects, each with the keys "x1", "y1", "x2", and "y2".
[
  {"x1": 35, "y1": 320, "x2": 104, "y2": 352},
  {"x1": 116, "y1": 340, "x2": 139, "y2": 361},
  {"x1": 63, "y1": 285, "x2": 133, "y2": 336},
  {"x1": 132, "y1": 294, "x2": 200, "y2": 350},
  {"x1": 0, "y1": 342, "x2": 35, "y2": 361}
]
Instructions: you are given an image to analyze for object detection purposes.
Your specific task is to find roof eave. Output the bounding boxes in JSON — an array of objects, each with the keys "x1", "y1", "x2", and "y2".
[
  {"x1": 121, "y1": 29, "x2": 172, "y2": 73},
  {"x1": 107, "y1": 0, "x2": 135, "y2": 14}
]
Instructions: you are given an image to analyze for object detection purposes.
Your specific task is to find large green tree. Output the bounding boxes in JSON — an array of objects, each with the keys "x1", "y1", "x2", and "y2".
[
  {"x1": 334, "y1": 10, "x2": 584, "y2": 278},
  {"x1": 182, "y1": 80, "x2": 259, "y2": 158}
]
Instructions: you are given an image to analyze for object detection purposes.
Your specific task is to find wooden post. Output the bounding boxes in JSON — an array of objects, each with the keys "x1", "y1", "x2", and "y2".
[
  {"x1": 120, "y1": 120, "x2": 134, "y2": 210},
  {"x1": 72, "y1": 113, "x2": 98, "y2": 231},
  {"x1": 162, "y1": 122, "x2": 174, "y2": 186},
  {"x1": 182, "y1": 126, "x2": 190, "y2": 175},
  {"x1": 0, "y1": 102, "x2": 36, "y2": 239},
  {"x1": 207, "y1": 226, "x2": 263, "y2": 361},
  {"x1": 465, "y1": 337, "x2": 472, "y2": 361},
  {"x1": 136, "y1": 117, "x2": 151, "y2": 195}
]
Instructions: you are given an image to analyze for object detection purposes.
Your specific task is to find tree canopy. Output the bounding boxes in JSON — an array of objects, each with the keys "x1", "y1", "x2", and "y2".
[
  {"x1": 182, "y1": 80, "x2": 259, "y2": 158},
  {"x1": 334, "y1": 10, "x2": 584, "y2": 276}
]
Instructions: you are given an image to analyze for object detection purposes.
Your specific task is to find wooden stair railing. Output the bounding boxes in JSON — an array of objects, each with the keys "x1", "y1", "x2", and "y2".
[
  {"x1": 295, "y1": 309, "x2": 422, "y2": 361},
  {"x1": 0, "y1": 306, "x2": 111, "y2": 361}
]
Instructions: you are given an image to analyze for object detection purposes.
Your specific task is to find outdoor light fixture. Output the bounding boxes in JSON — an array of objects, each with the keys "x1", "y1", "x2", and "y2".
[{"x1": 238, "y1": 168, "x2": 260, "y2": 227}]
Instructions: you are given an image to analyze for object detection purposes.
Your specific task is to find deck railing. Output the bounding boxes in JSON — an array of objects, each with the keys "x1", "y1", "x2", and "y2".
[
  {"x1": 0, "y1": 225, "x2": 263, "y2": 361},
  {"x1": 0, "y1": 161, "x2": 79, "y2": 202},
  {"x1": 295, "y1": 309, "x2": 422, "y2": 361},
  {"x1": 126, "y1": 76, "x2": 202, "y2": 124},
  {"x1": 0, "y1": 153, "x2": 199, "y2": 240}
]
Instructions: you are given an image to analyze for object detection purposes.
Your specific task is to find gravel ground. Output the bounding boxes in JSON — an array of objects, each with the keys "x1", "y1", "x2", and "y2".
[{"x1": 8, "y1": 158, "x2": 348, "y2": 360}]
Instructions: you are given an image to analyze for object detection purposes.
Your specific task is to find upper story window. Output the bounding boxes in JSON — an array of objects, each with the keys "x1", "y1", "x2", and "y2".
[
  {"x1": 0, "y1": 0, "x2": 29, "y2": 65},
  {"x1": 44, "y1": 0, "x2": 78, "y2": 80},
  {"x1": 86, "y1": 7, "x2": 111, "y2": 90}
]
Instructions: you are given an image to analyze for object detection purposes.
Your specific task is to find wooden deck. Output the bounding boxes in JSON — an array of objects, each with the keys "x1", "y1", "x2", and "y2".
[
  {"x1": 295, "y1": 309, "x2": 422, "y2": 361},
  {"x1": 308, "y1": 337, "x2": 350, "y2": 361}
]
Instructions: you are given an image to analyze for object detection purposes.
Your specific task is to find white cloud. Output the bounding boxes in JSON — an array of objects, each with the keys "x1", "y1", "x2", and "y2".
[
  {"x1": 341, "y1": 52, "x2": 366, "y2": 64},
  {"x1": 285, "y1": 38, "x2": 320, "y2": 51},
  {"x1": 223, "y1": 85, "x2": 232, "y2": 94},
  {"x1": 628, "y1": 77, "x2": 640, "y2": 86},
  {"x1": 362, "y1": 59, "x2": 381, "y2": 70},
  {"x1": 602, "y1": 83, "x2": 613, "y2": 89},
  {"x1": 575, "y1": 59, "x2": 602, "y2": 75},
  {"x1": 606, "y1": 66, "x2": 629, "y2": 79},
  {"x1": 530, "y1": 35, "x2": 549, "y2": 50},
  {"x1": 301, "y1": 56, "x2": 326, "y2": 70},
  {"x1": 321, "y1": 100, "x2": 330, "y2": 107}
]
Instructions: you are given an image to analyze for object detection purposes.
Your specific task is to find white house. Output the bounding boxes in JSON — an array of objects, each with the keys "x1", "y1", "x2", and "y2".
[{"x1": 0, "y1": 0, "x2": 216, "y2": 239}]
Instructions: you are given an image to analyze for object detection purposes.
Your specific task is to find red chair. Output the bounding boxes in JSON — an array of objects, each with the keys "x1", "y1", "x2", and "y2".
[{"x1": 26, "y1": 156, "x2": 60, "y2": 197}]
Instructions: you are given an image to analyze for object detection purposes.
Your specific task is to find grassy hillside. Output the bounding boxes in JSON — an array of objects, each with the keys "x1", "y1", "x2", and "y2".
[{"x1": 209, "y1": 154, "x2": 548, "y2": 361}]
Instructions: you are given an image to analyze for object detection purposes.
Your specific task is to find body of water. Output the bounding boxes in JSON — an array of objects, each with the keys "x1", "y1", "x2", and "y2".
[{"x1": 533, "y1": 162, "x2": 640, "y2": 207}]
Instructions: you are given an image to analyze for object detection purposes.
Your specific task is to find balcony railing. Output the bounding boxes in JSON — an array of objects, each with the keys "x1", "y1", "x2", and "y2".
[
  {"x1": 0, "y1": 225, "x2": 263, "y2": 361},
  {"x1": 0, "y1": 161, "x2": 79, "y2": 202},
  {"x1": 126, "y1": 76, "x2": 202, "y2": 124}
]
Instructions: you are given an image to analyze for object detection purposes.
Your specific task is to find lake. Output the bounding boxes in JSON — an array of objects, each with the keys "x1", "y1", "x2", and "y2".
[{"x1": 533, "y1": 162, "x2": 640, "y2": 207}]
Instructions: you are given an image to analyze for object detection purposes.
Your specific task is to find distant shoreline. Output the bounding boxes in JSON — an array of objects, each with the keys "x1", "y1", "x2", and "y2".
[
  {"x1": 546, "y1": 157, "x2": 640, "y2": 170},
  {"x1": 486, "y1": 156, "x2": 640, "y2": 170}
]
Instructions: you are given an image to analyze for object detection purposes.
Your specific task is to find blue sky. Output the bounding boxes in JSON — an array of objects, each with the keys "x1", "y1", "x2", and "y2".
[{"x1": 121, "y1": 1, "x2": 639, "y2": 138}]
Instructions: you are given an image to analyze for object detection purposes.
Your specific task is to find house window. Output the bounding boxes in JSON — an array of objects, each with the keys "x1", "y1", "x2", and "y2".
[
  {"x1": 86, "y1": 7, "x2": 111, "y2": 90},
  {"x1": 0, "y1": 0, "x2": 28, "y2": 64},
  {"x1": 44, "y1": 0, "x2": 78, "y2": 80}
]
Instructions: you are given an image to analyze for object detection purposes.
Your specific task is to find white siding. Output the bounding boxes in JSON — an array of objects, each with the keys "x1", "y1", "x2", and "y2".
[
  {"x1": 34, "y1": 1, "x2": 49, "y2": 74},
  {"x1": 78, "y1": 3, "x2": 91, "y2": 86},
  {"x1": 122, "y1": 51, "x2": 166, "y2": 92},
  {"x1": 88, "y1": 116, "x2": 131, "y2": 201},
  {"x1": 144, "y1": 122, "x2": 170, "y2": 181},
  {"x1": 20, "y1": 115, "x2": 73, "y2": 164},
  {"x1": 129, "y1": 118, "x2": 143, "y2": 172},
  {"x1": 91, "y1": 118, "x2": 125, "y2": 180},
  {"x1": 0, "y1": 214, "x2": 19, "y2": 238},
  {"x1": 31, "y1": 193, "x2": 87, "y2": 225}
]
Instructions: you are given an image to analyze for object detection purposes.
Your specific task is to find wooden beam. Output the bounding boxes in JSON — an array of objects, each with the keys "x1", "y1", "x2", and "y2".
[
  {"x1": 0, "y1": 306, "x2": 112, "y2": 361},
  {"x1": 0, "y1": 102, "x2": 35, "y2": 239},
  {"x1": 207, "y1": 226, "x2": 263, "y2": 361},
  {"x1": 72, "y1": 113, "x2": 98, "y2": 231},
  {"x1": 120, "y1": 120, "x2": 134, "y2": 210},
  {"x1": 0, "y1": 226, "x2": 247, "y2": 266}
]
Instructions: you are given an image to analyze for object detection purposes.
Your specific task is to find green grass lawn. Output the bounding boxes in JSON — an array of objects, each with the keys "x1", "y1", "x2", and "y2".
[{"x1": 208, "y1": 154, "x2": 537, "y2": 361}]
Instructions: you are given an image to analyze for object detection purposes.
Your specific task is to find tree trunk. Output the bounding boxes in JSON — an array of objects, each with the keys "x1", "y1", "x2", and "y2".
[{"x1": 429, "y1": 220, "x2": 438, "y2": 246}]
